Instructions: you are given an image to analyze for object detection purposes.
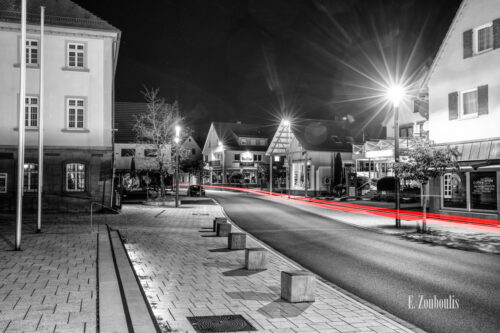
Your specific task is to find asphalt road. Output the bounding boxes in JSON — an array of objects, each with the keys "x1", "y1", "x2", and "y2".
[{"x1": 209, "y1": 190, "x2": 500, "y2": 333}]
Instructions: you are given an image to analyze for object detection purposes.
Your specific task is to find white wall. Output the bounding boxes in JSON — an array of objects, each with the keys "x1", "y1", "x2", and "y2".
[
  {"x1": 0, "y1": 23, "x2": 117, "y2": 148},
  {"x1": 428, "y1": 0, "x2": 500, "y2": 144}
]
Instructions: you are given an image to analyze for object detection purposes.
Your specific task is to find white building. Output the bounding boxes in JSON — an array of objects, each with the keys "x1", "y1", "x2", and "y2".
[
  {"x1": 426, "y1": 0, "x2": 500, "y2": 219},
  {"x1": 0, "y1": 0, "x2": 120, "y2": 212}
]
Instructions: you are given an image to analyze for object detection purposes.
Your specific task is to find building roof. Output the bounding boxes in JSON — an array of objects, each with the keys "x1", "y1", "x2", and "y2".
[
  {"x1": 212, "y1": 122, "x2": 275, "y2": 152},
  {"x1": 0, "y1": 0, "x2": 119, "y2": 32},
  {"x1": 267, "y1": 119, "x2": 355, "y2": 155},
  {"x1": 114, "y1": 102, "x2": 148, "y2": 143},
  {"x1": 435, "y1": 138, "x2": 500, "y2": 163}
]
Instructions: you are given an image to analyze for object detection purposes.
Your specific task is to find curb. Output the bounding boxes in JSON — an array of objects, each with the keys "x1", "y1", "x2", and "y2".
[{"x1": 211, "y1": 197, "x2": 426, "y2": 333}]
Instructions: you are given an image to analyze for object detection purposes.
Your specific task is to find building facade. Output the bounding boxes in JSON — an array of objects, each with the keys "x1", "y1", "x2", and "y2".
[
  {"x1": 426, "y1": 0, "x2": 500, "y2": 219},
  {"x1": 0, "y1": 1, "x2": 120, "y2": 212},
  {"x1": 266, "y1": 119, "x2": 354, "y2": 196},
  {"x1": 202, "y1": 122, "x2": 272, "y2": 186}
]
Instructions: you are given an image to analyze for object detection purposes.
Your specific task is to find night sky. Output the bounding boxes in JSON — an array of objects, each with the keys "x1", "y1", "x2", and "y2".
[{"x1": 77, "y1": 0, "x2": 462, "y2": 140}]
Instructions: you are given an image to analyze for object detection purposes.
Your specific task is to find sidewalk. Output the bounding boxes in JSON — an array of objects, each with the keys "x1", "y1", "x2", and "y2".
[
  {"x1": 111, "y1": 203, "x2": 419, "y2": 333},
  {"x1": 0, "y1": 215, "x2": 98, "y2": 333}
]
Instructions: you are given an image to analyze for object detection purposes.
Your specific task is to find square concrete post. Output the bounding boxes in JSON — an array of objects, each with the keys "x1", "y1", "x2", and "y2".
[
  {"x1": 228, "y1": 232, "x2": 246, "y2": 250},
  {"x1": 245, "y1": 248, "x2": 267, "y2": 270},
  {"x1": 216, "y1": 222, "x2": 231, "y2": 237},
  {"x1": 213, "y1": 217, "x2": 227, "y2": 231},
  {"x1": 281, "y1": 270, "x2": 315, "y2": 303}
]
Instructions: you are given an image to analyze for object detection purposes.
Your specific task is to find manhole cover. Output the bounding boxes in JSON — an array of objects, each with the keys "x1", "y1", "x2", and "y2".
[{"x1": 187, "y1": 315, "x2": 256, "y2": 332}]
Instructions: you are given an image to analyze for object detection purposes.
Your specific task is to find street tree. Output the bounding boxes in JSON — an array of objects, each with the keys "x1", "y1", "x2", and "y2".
[
  {"x1": 133, "y1": 88, "x2": 184, "y2": 198},
  {"x1": 393, "y1": 141, "x2": 459, "y2": 232}
]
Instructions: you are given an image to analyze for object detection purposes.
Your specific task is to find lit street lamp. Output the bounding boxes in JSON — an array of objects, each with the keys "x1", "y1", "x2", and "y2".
[
  {"x1": 387, "y1": 85, "x2": 404, "y2": 228},
  {"x1": 174, "y1": 125, "x2": 181, "y2": 208}
]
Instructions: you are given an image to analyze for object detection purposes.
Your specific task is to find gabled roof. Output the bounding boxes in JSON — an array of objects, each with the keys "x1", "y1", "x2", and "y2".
[
  {"x1": 115, "y1": 102, "x2": 148, "y2": 143},
  {"x1": 422, "y1": 0, "x2": 467, "y2": 87},
  {"x1": 267, "y1": 119, "x2": 355, "y2": 155},
  {"x1": 212, "y1": 122, "x2": 275, "y2": 151},
  {"x1": 0, "y1": 0, "x2": 119, "y2": 32}
]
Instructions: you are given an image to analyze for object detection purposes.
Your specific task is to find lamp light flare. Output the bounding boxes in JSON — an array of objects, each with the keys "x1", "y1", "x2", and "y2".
[
  {"x1": 387, "y1": 85, "x2": 405, "y2": 107},
  {"x1": 283, "y1": 119, "x2": 290, "y2": 126},
  {"x1": 175, "y1": 125, "x2": 181, "y2": 137}
]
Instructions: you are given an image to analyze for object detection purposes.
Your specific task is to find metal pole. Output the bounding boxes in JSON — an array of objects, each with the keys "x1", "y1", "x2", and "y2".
[
  {"x1": 304, "y1": 152, "x2": 308, "y2": 198},
  {"x1": 175, "y1": 148, "x2": 179, "y2": 207},
  {"x1": 15, "y1": 0, "x2": 27, "y2": 250},
  {"x1": 222, "y1": 150, "x2": 225, "y2": 184},
  {"x1": 36, "y1": 6, "x2": 45, "y2": 233},
  {"x1": 394, "y1": 104, "x2": 401, "y2": 228},
  {"x1": 269, "y1": 155, "x2": 273, "y2": 194}
]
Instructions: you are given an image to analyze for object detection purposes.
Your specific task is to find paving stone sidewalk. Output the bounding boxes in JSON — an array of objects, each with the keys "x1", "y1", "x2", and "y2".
[
  {"x1": 0, "y1": 215, "x2": 102, "y2": 333},
  {"x1": 114, "y1": 204, "x2": 418, "y2": 333}
]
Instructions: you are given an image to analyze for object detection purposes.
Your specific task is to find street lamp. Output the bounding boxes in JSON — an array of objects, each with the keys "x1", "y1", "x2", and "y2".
[
  {"x1": 282, "y1": 119, "x2": 292, "y2": 198},
  {"x1": 174, "y1": 125, "x2": 181, "y2": 208},
  {"x1": 386, "y1": 84, "x2": 405, "y2": 228},
  {"x1": 217, "y1": 141, "x2": 225, "y2": 184}
]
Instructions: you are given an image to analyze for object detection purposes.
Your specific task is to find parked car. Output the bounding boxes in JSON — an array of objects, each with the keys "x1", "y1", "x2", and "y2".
[{"x1": 187, "y1": 185, "x2": 205, "y2": 196}]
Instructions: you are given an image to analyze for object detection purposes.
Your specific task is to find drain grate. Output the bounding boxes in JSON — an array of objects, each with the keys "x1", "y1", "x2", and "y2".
[{"x1": 187, "y1": 315, "x2": 256, "y2": 332}]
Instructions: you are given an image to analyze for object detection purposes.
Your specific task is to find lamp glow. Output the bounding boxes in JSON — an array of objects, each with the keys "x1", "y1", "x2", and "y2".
[
  {"x1": 283, "y1": 119, "x2": 290, "y2": 126},
  {"x1": 175, "y1": 125, "x2": 181, "y2": 137},
  {"x1": 387, "y1": 85, "x2": 405, "y2": 107}
]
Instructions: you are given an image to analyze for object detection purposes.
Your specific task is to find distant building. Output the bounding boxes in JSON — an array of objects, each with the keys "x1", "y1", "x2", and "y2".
[
  {"x1": 0, "y1": 0, "x2": 120, "y2": 212},
  {"x1": 266, "y1": 119, "x2": 354, "y2": 196},
  {"x1": 179, "y1": 135, "x2": 202, "y2": 185},
  {"x1": 202, "y1": 122, "x2": 273, "y2": 186},
  {"x1": 426, "y1": 0, "x2": 500, "y2": 219}
]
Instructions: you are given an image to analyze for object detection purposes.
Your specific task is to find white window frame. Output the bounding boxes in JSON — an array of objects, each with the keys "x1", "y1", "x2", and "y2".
[
  {"x1": 25, "y1": 96, "x2": 39, "y2": 129},
  {"x1": 65, "y1": 163, "x2": 86, "y2": 192},
  {"x1": 240, "y1": 138, "x2": 247, "y2": 145},
  {"x1": 474, "y1": 22, "x2": 493, "y2": 55},
  {"x1": 66, "y1": 97, "x2": 86, "y2": 129},
  {"x1": 443, "y1": 173, "x2": 452, "y2": 199},
  {"x1": 66, "y1": 42, "x2": 86, "y2": 68},
  {"x1": 0, "y1": 173, "x2": 7, "y2": 193},
  {"x1": 23, "y1": 163, "x2": 38, "y2": 192},
  {"x1": 26, "y1": 39, "x2": 38, "y2": 65},
  {"x1": 459, "y1": 88, "x2": 478, "y2": 119}
]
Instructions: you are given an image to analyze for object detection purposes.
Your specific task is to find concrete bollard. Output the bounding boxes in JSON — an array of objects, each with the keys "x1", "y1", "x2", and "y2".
[
  {"x1": 213, "y1": 217, "x2": 227, "y2": 231},
  {"x1": 216, "y1": 222, "x2": 231, "y2": 237},
  {"x1": 281, "y1": 270, "x2": 315, "y2": 303},
  {"x1": 228, "y1": 232, "x2": 246, "y2": 250},
  {"x1": 245, "y1": 248, "x2": 267, "y2": 270}
]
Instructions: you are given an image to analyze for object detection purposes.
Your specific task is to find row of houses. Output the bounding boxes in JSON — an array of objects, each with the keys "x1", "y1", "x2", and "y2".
[{"x1": 203, "y1": 0, "x2": 500, "y2": 221}]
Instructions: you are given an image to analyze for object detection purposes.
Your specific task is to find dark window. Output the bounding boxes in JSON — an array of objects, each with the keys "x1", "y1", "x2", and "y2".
[
  {"x1": 23, "y1": 163, "x2": 38, "y2": 192},
  {"x1": 470, "y1": 172, "x2": 497, "y2": 210},
  {"x1": 400, "y1": 127, "x2": 413, "y2": 138},
  {"x1": 191, "y1": 148, "x2": 196, "y2": 155},
  {"x1": 234, "y1": 154, "x2": 240, "y2": 161},
  {"x1": 66, "y1": 163, "x2": 85, "y2": 192},
  {"x1": 121, "y1": 149, "x2": 136, "y2": 157}
]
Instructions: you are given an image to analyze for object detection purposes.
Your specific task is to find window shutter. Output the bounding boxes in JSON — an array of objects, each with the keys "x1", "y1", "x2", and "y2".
[
  {"x1": 463, "y1": 29, "x2": 473, "y2": 58},
  {"x1": 494, "y1": 18, "x2": 500, "y2": 49},
  {"x1": 448, "y1": 92, "x2": 458, "y2": 120},
  {"x1": 478, "y1": 85, "x2": 488, "y2": 115}
]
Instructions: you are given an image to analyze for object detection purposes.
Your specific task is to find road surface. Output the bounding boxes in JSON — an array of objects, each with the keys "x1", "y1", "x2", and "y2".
[{"x1": 209, "y1": 190, "x2": 500, "y2": 333}]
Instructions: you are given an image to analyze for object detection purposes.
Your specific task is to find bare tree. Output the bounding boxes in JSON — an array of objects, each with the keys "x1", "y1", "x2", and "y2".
[
  {"x1": 393, "y1": 141, "x2": 459, "y2": 232},
  {"x1": 133, "y1": 88, "x2": 184, "y2": 198}
]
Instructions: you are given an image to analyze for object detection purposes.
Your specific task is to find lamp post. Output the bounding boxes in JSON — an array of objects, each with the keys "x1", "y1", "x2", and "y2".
[
  {"x1": 282, "y1": 119, "x2": 291, "y2": 198},
  {"x1": 174, "y1": 125, "x2": 181, "y2": 208},
  {"x1": 387, "y1": 85, "x2": 404, "y2": 228},
  {"x1": 219, "y1": 141, "x2": 225, "y2": 184}
]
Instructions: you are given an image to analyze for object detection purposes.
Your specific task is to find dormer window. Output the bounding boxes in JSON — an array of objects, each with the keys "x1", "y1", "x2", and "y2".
[{"x1": 240, "y1": 138, "x2": 247, "y2": 145}]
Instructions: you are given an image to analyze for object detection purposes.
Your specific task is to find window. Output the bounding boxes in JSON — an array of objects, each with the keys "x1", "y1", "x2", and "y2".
[
  {"x1": 67, "y1": 43, "x2": 85, "y2": 68},
  {"x1": 66, "y1": 163, "x2": 85, "y2": 192},
  {"x1": 470, "y1": 172, "x2": 497, "y2": 211},
  {"x1": 460, "y1": 89, "x2": 478, "y2": 118},
  {"x1": 475, "y1": 23, "x2": 493, "y2": 54},
  {"x1": 443, "y1": 172, "x2": 467, "y2": 209},
  {"x1": 23, "y1": 163, "x2": 38, "y2": 192},
  {"x1": 25, "y1": 39, "x2": 38, "y2": 65},
  {"x1": 25, "y1": 96, "x2": 38, "y2": 128},
  {"x1": 0, "y1": 173, "x2": 6, "y2": 193},
  {"x1": 191, "y1": 148, "x2": 196, "y2": 155},
  {"x1": 121, "y1": 148, "x2": 136, "y2": 157},
  {"x1": 234, "y1": 154, "x2": 240, "y2": 161},
  {"x1": 240, "y1": 138, "x2": 247, "y2": 145},
  {"x1": 144, "y1": 149, "x2": 157, "y2": 157},
  {"x1": 399, "y1": 126, "x2": 413, "y2": 138},
  {"x1": 250, "y1": 139, "x2": 256, "y2": 145},
  {"x1": 67, "y1": 98, "x2": 85, "y2": 129}
]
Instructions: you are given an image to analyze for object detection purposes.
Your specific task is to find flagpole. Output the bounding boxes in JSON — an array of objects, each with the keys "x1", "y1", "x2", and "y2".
[
  {"x1": 15, "y1": 0, "x2": 27, "y2": 250},
  {"x1": 37, "y1": 6, "x2": 45, "y2": 233}
]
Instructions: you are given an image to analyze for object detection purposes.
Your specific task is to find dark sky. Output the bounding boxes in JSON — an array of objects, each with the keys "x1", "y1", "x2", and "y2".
[{"x1": 77, "y1": 0, "x2": 461, "y2": 140}]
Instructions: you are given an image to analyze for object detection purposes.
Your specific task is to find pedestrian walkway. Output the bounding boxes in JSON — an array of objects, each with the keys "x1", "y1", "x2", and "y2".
[
  {"x1": 0, "y1": 216, "x2": 98, "y2": 333},
  {"x1": 112, "y1": 204, "x2": 420, "y2": 333}
]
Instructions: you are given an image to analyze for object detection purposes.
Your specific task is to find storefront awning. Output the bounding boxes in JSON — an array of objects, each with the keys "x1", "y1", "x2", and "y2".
[{"x1": 435, "y1": 139, "x2": 500, "y2": 163}]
